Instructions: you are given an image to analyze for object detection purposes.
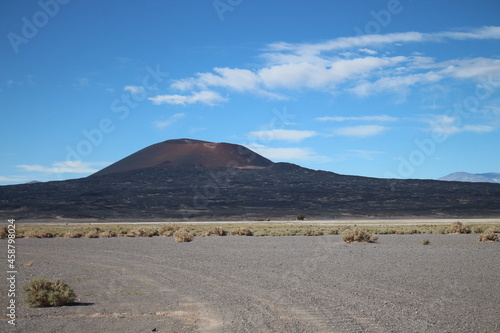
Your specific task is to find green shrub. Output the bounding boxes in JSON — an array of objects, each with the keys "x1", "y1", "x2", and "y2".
[
  {"x1": 296, "y1": 214, "x2": 306, "y2": 221},
  {"x1": 23, "y1": 278, "x2": 77, "y2": 307},
  {"x1": 422, "y1": 239, "x2": 430, "y2": 245},
  {"x1": 342, "y1": 228, "x2": 378, "y2": 243}
]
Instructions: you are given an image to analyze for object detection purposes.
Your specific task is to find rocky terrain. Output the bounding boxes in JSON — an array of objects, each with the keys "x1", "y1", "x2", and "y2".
[
  {"x1": 1, "y1": 139, "x2": 500, "y2": 221},
  {"x1": 4, "y1": 235, "x2": 499, "y2": 332}
]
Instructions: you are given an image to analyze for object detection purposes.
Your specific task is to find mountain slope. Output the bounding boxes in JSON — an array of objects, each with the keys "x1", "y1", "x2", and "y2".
[{"x1": 94, "y1": 139, "x2": 273, "y2": 176}]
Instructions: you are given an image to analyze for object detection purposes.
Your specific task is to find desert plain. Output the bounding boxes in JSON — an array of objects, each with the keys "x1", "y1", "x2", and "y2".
[{"x1": 2, "y1": 219, "x2": 499, "y2": 333}]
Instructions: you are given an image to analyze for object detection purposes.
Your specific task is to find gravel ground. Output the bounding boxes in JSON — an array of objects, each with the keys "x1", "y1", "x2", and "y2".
[{"x1": 1, "y1": 234, "x2": 499, "y2": 333}]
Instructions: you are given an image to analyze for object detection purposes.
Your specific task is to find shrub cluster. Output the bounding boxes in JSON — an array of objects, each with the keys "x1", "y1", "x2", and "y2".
[
  {"x1": 447, "y1": 222, "x2": 471, "y2": 234},
  {"x1": 478, "y1": 227, "x2": 499, "y2": 242},
  {"x1": 173, "y1": 228, "x2": 194, "y2": 242},
  {"x1": 23, "y1": 278, "x2": 76, "y2": 307},
  {"x1": 342, "y1": 228, "x2": 378, "y2": 243}
]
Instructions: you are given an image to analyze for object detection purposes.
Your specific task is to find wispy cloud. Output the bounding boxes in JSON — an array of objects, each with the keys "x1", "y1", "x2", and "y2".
[
  {"x1": 154, "y1": 113, "x2": 185, "y2": 129},
  {"x1": 149, "y1": 90, "x2": 227, "y2": 106},
  {"x1": 150, "y1": 26, "x2": 500, "y2": 106},
  {"x1": 331, "y1": 125, "x2": 387, "y2": 138},
  {"x1": 17, "y1": 161, "x2": 109, "y2": 174},
  {"x1": 316, "y1": 115, "x2": 397, "y2": 122},
  {"x1": 248, "y1": 129, "x2": 317, "y2": 142},
  {"x1": 425, "y1": 115, "x2": 495, "y2": 137},
  {"x1": 347, "y1": 150, "x2": 385, "y2": 160},
  {"x1": 124, "y1": 85, "x2": 146, "y2": 95}
]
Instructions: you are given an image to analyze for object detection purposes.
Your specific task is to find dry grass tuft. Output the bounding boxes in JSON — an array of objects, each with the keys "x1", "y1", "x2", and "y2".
[
  {"x1": 478, "y1": 227, "x2": 499, "y2": 242},
  {"x1": 159, "y1": 224, "x2": 180, "y2": 237},
  {"x1": 98, "y1": 230, "x2": 117, "y2": 238},
  {"x1": 205, "y1": 226, "x2": 227, "y2": 236},
  {"x1": 447, "y1": 222, "x2": 471, "y2": 234},
  {"x1": 342, "y1": 228, "x2": 378, "y2": 243},
  {"x1": 0, "y1": 225, "x2": 8, "y2": 239},
  {"x1": 173, "y1": 228, "x2": 194, "y2": 242},
  {"x1": 63, "y1": 231, "x2": 83, "y2": 238},
  {"x1": 23, "y1": 230, "x2": 54, "y2": 238},
  {"x1": 230, "y1": 227, "x2": 253, "y2": 236},
  {"x1": 84, "y1": 228, "x2": 100, "y2": 238},
  {"x1": 23, "y1": 261, "x2": 35, "y2": 267}
]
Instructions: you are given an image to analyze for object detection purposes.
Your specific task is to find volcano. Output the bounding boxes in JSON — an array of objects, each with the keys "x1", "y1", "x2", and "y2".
[
  {"x1": 94, "y1": 139, "x2": 273, "y2": 176},
  {"x1": 1, "y1": 138, "x2": 500, "y2": 221}
]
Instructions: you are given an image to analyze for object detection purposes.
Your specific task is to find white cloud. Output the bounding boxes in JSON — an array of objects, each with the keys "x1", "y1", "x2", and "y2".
[
  {"x1": 248, "y1": 129, "x2": 317, "y2": 142},
  {"x1": 425, "y1": 115, "x2": 495, "y2": 137},
  {"x1": 149, "y1": 90, "x2": 227, "y2": 106},
  {"x1": 124, "y1": 85, "x2": 146, "y2": 95},
  {"x1": 17, "y1": 161, "x2": 109, "y2": 174},
  {"x1": 331, "y1": 125, "x2": 387, "y2": 138},
  {"x1": 359, "y1": 48, "x2": 378, "y2": 55},
  {"x1": 150, "y1": 26, "x2": 500, "y2": 104},
  {"x1": 316, "y1": 115, "x2": 397, "y2": 122},
  {"x1": 154, "y1": 113, "x2": 185, "y2": 129}
]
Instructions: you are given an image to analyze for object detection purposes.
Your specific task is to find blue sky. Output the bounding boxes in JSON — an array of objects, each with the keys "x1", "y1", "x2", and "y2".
[{"x1": 1, "y1": 0, "x2": 500, "y2": 185}]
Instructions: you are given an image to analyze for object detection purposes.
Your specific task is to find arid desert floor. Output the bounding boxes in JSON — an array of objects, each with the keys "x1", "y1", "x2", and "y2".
[{"x1": 2, "y1": 233, "x2": 499, "y2": 332}]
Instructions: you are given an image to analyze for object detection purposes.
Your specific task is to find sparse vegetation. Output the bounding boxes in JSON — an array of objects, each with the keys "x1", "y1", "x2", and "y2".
[
  {"x1": 23, "y1": 278, "x2": 77, "y2": 308},
  {"x1": 206, "y1": 226, "x2": 227, "y2": 236},
  {"x1": 11, "y1": 222, "x2": 500, "y2": 240},
  {"x1": 159, "y1": 224, "x2": 180, "y2": 237},
  {"x1": 422, "y1": 239, "x2": 430, "y2": 245},
  {"x1": 0, "y1": 225, "x2": 8, "y2": 239},
  {"x1": 478, "y1": 227, "x2": 499, "y2": 242},
  {"x1": 98, "y1": 230, "x2": 117, "y2": 238},
  {"x1": 173, "y1": 228, "x2": 194, "y2": 242},
  {"x1": 84, "y1": 228, "x2": 100, "y2": 238},
  {"x1": 447, "y1": 222, "x2": 471, "y2": 234},
  {"x1": 342, "y1": 228, "x2": 378, "y2": 243},
  {"x1": 64, "y1": 231, "x2": 83, "y2": 238}
]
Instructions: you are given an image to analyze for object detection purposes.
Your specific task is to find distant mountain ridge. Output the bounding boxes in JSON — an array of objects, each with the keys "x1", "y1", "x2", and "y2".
[{"x1": 439, "y1": 172, "x2": 500, "y2": 184}]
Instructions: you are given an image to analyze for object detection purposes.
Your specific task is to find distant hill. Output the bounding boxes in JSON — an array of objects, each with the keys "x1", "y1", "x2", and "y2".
[
  {"x1": 439, "y1": 172, "x2": 500, "y2": 184},
  {"x1": 94, "y1": 138, "x2": 273, "y2": 176},
  {"x1": 1, "y1": 139, "x2": 500, "y2": 221}
]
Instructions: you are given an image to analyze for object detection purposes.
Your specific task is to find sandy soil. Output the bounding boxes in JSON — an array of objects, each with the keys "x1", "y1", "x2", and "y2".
[{"x1": 2, "y1": 234, "x2": 499, "y2": 332}]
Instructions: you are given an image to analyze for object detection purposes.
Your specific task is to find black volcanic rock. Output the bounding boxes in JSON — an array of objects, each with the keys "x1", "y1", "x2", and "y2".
[
  {"x1": 94, "y1": 138, "x2": 273, "y2": 176},
  {"x1": 1, "y1": 139, "x2": 500, "y2": 221}
]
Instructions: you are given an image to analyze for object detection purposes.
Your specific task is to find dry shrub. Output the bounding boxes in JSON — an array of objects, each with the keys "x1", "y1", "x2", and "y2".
[
  {"x1": 230, "y1": 227, "x2": 253, "y2": 236},
  {"x1": 447, "y1": 222, "x2": 471, "y2": 234},
  {"x1": 0, "y1": 225, "x2": 8, "y2": 239},
  {"x1": 24, "y1": 230, "x2": 53, "y2": 238},
  {"x1": 303, "y1": 229, "x2": 315, "y2": 236},
  {"x1": 472, "y1": 226, "x2": 484, "y2": 234},
  {"x1": 85, "y1": 228, "x2": 100, "y2": 238},
  {"x1": 23, "y1": 278, "x2": 76, "y2": 308},
  {"x1": 173, "y1": 228, "x2": 194, "y2": 242},
  {"x1": 99, "y1": 230, "x2": 117, "y2": 238},
  {"x1": 478, "y1": 227, "x2": 499, "y2": 242},
  {"x1": 159, "y1": 224, "x2": 180, "y2": 237},
  {"x1": 342, "y1": 228, "x2": 378, "y2": 243},
  {"x1": 206, "y1": 226, "x2": 227, "y2": 236},
  {"x1": 64, "y1": 231, "x2": 82, "y2": 238}
]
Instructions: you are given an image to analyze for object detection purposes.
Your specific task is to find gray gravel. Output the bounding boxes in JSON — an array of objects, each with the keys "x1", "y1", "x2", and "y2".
[{"x1": 2, "y1": 234, "x2": 499, "y2": 332}]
